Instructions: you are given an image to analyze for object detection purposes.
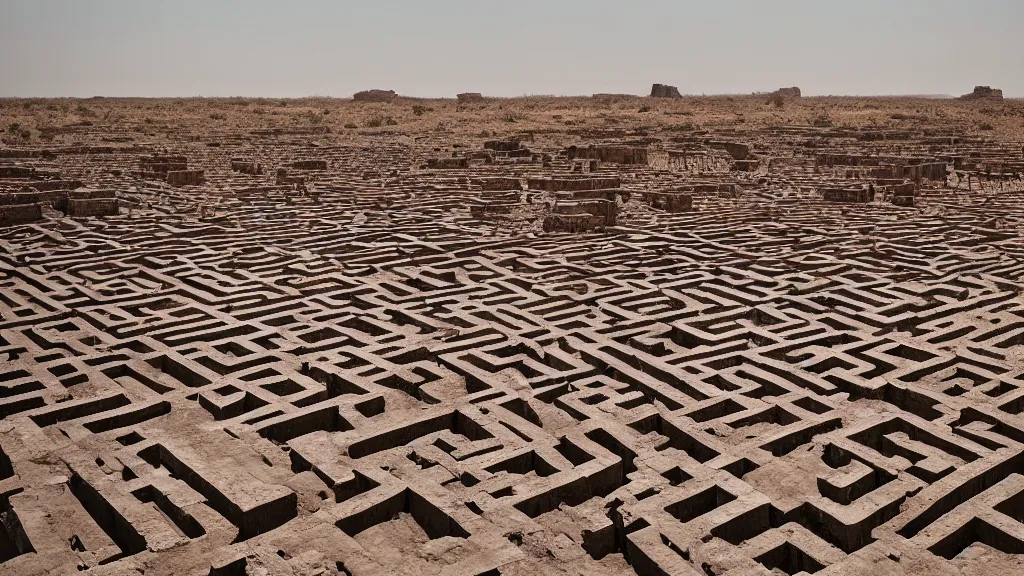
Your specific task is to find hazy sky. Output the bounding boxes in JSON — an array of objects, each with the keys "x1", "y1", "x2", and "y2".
[{"x1": 1, "y1": 0, "x2": 1020, "y2": 98}]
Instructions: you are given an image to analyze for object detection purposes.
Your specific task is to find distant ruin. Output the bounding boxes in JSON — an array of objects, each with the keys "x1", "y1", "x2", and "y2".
[
  {"x1": 775, "y1": 87, "x2": 802, "y2": 98},
  {"x1": 456, "y1": 92, "x2": 484, "y2": 102},
  {"x1": 353, "y1": 89, "x2": 397, "y2": 102},
  {"x1": 960, "y1": 86, "x2": 1003, "y2": 101},
  {"x1": 650, "y1": 83, "x2": 682, "y2": 98}
]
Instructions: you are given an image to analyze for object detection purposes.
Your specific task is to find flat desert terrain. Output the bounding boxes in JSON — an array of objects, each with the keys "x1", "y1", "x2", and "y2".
[{"x1": 1, "y1": 90, "x2": 1024, "y2": 575}]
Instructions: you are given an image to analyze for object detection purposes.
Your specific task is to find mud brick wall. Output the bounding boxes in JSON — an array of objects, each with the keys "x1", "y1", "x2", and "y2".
[
  {"x1": 140, "y1": 156, "x2": 189, "y2": 174},
  {"x1": 483, "y1": 140, "x2": 523, "y2": 152},
  {"x1": 427, "y1": 157, "x2": 469, "y2": 169},
  {"x1": 288, "y1": 160, "x2": 328, "y2": 170},
  {"x1": 68, "y1": 198, "x2": 119, "y2": 217},
  {"x1": 166, "y1": 170, "x2": 205, "y2": 186},
  {"x1": 707, "y1": 141, "x2": 752, "y2": 160},
  {"x1": 567, "y1": 145, "x2": 649, "y2": 165},
  {"x1": 642, "y1": 191, "x2": 693, "y2": 212},
  {"x1": 476, "y1": 177, "x2": 524, "y2": 191},
  {"x1": 527, "y1": 177, "x2": 622, "y2": 191},
  {"x1": 0, "y1": 202, "x2": 42, "y2": 224},
  {"x1": 21, "y1": 179, "x2": 83, "y2": 192},
  {"x1": 822, "y1": 187, "x2": 873, "y2": 202},
  {"x1": 230, "y1": 160, "x2": 262, "y2": 175},
  {"x1": 0, "y1": 165, "x2": 36, "y2": 178}
]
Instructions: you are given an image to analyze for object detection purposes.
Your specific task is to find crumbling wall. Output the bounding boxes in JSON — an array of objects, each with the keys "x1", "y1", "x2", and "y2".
[
  {"x1": 0, "y1": 202, "x2": 43, "y2": 225},
  {"x1": 527, "y1": 177, "x2": 621, "y2": 192},
  {"x1": 960, "y1": 86, "x2": 1003, "y2": 100},
  {"x1": 650, "y1": 84, "x2": 682, "y2": 98},
  {"x1": 167, "y1": 170, "x2": 205, "y2": 187},
  {"x1": 353, "y1": 90, "x2": 397, "y2": 102},
  {"x1": 567, "y1": 145, "x2": 649, "y2": 165}
]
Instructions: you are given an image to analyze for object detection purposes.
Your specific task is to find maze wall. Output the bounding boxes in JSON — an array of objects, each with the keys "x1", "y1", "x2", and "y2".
[{"x1": 1, "y1": 104, "x2": 1024, "y2": 576}]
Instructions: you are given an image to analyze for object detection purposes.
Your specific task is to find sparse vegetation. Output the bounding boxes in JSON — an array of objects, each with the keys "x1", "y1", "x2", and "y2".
[
  {"x1": 812, "y1": 111, "x2": 834, "y2": 127},
  {"x1": 75, "y1": 104, "x2": 97, "y2": 117},
  {"x1": 365, "y1": 115, "x2": 397, "y2": 128},
  {"x1": 501, "y1": 111, "x2": 526, "y2": 123},
  {"x1": 6, "y1": 122, "x2": 31, "y2": 140},
  {"x1": 0, "y1": 95, "x2": 1017, "y2": 148}
]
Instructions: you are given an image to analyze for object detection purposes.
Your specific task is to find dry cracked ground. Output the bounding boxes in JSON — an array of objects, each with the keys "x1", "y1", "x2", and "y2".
[{"x1": 1, "y1": 94, "x2": 1024, "y2": 575}]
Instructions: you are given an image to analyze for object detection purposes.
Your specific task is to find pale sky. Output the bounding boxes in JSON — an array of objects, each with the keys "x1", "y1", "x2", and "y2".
[{"x1": 1, "y1": 0, "x2": 1020, "y2": 98}]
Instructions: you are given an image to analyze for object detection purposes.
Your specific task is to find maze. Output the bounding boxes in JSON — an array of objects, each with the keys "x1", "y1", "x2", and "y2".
[{"x1": 1, "y1": 96, "x2": 1024, "y2": 575}]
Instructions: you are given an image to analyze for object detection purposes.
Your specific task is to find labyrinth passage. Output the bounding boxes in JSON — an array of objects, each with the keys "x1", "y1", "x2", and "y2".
[{"x1": 2, "y1": 98, "x2": 1024, "y2": 575}]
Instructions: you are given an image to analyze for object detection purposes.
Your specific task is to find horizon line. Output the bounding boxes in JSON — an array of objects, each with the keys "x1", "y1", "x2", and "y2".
[{"x1": 2, "y1": 92, "x2": 1019, "y2": 101}]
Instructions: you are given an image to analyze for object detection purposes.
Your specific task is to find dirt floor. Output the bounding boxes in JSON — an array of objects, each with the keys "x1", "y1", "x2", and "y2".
[{"x1": 0, "y1": 93, "x2": 1023, "y2": 575}]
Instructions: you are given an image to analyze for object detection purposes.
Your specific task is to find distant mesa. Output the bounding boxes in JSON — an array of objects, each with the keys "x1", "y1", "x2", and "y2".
[
  {"x1": 457, "y1": 92, "x2": 484, "y2": 102},
  {"x1": 960, "y1": 86, "x2": 1003, "y2": 101},
  {"x1": 775, "y1": 87, "x2": 802, "y2": 98},
  {"x1": 353, "y1": 89, "x2": 397, "y2": 103},
  {"x1": 650, "y1": 84, "x2": 682, "y2": 98}
]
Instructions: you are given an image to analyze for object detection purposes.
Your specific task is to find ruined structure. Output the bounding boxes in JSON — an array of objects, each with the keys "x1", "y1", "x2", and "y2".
[
  {"x1": 231, "y1": 158, "x2": 262, "y2": 175},
  {"x1": 456, "y1": 92, "x2": 485, "y2": 102},
  {"x1": 166, "y1": 169, "x2": 204, "y2": 187},
  {"x1": 426, "y1": 157, "x2": 469, "y2": 169},
  {"x1": 960, "y1": 86, "x2": 1004, "y2": 100},
  {"x1": 0, "y1": 95, "x2": 1024, "y2": 576},
  {"x1": 650, "y1": 83, "x2": 683, "y2": 98},
  {"x1": 353, "y1": 89, "x2": 398, "y2": 102},
  {"x1": 566, "y1": 145, "x2": 649, "y2": 165}
]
